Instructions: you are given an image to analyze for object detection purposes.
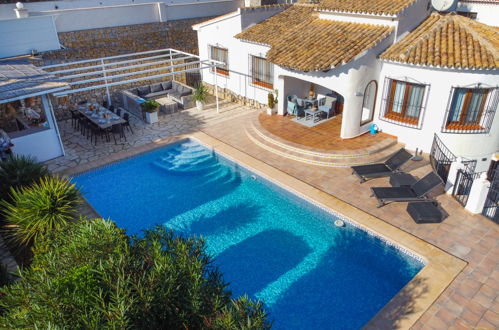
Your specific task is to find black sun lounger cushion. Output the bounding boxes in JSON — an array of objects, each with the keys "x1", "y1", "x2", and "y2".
[
  {"x1": 370, "y1": 172, "x2": 443, "y2": 207},
  {"x1": 351, "y1": 148, "x2": 412, "y2": 183}
]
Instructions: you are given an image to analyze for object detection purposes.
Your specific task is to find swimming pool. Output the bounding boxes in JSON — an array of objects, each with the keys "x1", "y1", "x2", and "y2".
[{"x1": 74, "y1": 139, "x2": 424, "y2": 329}]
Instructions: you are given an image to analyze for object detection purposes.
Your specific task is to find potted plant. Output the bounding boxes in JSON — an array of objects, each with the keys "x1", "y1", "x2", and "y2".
[
  {"x1": 193, "y1": 83, "x2": 209, "y2": 111},
  {"x1": 267, "y1": 92, "x2": 275, "y2": 115},
  {"x1": 141, "y1": 100, "x2": 160, "y2": 124}
]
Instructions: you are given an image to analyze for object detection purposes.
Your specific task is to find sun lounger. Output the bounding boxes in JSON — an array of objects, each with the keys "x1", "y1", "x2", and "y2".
[
  {"x1": 351, "y1": 148, "x2": 412, "y2": 183},
  {"x1": 370, "y1": 172, "x2": 443, "y2": 207}
]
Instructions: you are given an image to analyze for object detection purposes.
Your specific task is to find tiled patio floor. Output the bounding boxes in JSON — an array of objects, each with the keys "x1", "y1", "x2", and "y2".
[
  {"x1": 259, "y1": 113, "x2": 394, "y2": 150},
  {"x1": 50, "y1": 104, "x2": 498, "y2": 329}
]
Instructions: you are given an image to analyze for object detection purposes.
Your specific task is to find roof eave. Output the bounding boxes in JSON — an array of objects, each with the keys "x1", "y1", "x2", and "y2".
[{"x1": 379, "y1": 58, "x2": 498, "y2": 71}]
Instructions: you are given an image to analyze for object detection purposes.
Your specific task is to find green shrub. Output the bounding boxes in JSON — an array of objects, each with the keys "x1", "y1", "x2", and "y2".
[
  {"x1": 1, "y1": 176, "x2": 81, "y2": 247},
  {"x1": 140, "y1": 99, "x2": 160, "y2": 113},
  {"x1": 0, "y1": 155, "x2": 49, "y2": 203},
  {"x1": 193, "y1": 83, "x2": 209, "y2": 103},
  {"x1": 0, "y1": 219, "x2": 271, "y2": 329}
]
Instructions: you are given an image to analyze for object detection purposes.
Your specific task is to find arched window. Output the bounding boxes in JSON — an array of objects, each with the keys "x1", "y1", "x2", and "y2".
[{"x1": 361, "y1": 80, "x2": 377, "y2": 125}]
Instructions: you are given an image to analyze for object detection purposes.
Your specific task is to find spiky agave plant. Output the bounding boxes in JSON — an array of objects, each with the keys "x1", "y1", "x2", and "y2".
[
  {"x1": 0, "y1": 155, "x2": 49, "y2": 203},
  {"x1": 1, "y1": 176, "x2": 81, "y2": 247}
]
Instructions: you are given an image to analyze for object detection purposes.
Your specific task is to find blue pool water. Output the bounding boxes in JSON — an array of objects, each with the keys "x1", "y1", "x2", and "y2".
[{"x1": 74, "y1": 139, "x2": 424, "y2": 329}]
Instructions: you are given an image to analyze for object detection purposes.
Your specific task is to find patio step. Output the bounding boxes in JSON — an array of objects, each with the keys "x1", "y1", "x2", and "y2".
[{"x1": 245, "y1": 122, "x2": 404, "y2": 167}]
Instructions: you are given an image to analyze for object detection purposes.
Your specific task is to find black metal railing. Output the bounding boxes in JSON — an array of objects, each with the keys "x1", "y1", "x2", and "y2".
[
  {"x1": 482, "y1": 167, "x2": 499, "y2": 223},
  {"x1": 452, "y1": 170, "x2": 483, "y2": 206},
  {"x1": 430, "y1": 134, "x2": 456, "y2": 183}
]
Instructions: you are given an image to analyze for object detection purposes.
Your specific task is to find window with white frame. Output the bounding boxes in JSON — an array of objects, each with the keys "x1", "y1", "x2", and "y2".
[
  {"x1": 251, "y1": 56, "x2": 273, "y2": 90},
  {"x1": 210, "y1": 46, "x2": 229, "y2": 76},
  {"x1": 380, "y1": 78, "x2": 427, "y2": 128},
  {"x1": 442, "y1": 87, "x2": 497, "y2": 134}
]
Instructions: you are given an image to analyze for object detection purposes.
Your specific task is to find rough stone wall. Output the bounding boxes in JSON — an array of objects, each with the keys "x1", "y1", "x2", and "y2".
[
  {"x1": 203, "y1": 82, "x2": 267, "y2": 110},
  {"x1": 33, "y1": 17, "x2": 211, "y2": 120}
]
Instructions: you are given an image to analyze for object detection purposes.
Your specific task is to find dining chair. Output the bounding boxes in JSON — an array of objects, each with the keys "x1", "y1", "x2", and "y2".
[{"x1": 123, "y1": 113, "x2": 134, "y2": 134}]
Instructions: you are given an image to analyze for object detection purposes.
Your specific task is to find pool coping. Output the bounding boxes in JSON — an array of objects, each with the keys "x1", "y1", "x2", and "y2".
[{"x1": 60, "y1": 132, "x2": 467, "y2": 330}]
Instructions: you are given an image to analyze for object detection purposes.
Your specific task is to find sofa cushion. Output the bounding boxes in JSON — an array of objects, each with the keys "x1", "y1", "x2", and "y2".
[
  {"x1": 161, "y1": 81, "x2": 172, "y2": 90},
  {"x1": 145, "y1": 91, "x2": 168, "y2": 99},
  {"x1": 137, "y1": 86, "x2": 151, "y2": 97},
  {"x1": 173, "y1": 83, "x2": 183, "y2": 93},
  {"x1": 150, "y1": 83, "x2": 163, "y2": 93},
  {"x1": 180, "y1": 89, "x2": 192, "y2": 97},
  {"x1": 169, "y1": 91, "x2": 182, "y2": 101}
]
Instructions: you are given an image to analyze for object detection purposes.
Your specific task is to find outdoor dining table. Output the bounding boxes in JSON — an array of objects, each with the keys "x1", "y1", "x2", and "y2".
[{"x1": 78, "y1": 104, "x2": 126, "y2": 129}]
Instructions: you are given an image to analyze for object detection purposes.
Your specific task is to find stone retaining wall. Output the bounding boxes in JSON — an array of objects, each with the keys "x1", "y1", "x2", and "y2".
[{"x1": 203, "y1": 82, "x2": 267, "y2": 110}]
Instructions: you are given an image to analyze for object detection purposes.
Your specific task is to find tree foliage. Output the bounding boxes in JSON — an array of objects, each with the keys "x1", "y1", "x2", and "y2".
[
  {"x1": 1, "y1": 176, "x2": 81, "y2": 247},
  {"x1": 0, "y1": 155, "x2": 49, "y2": 203},
  {"x1": 0, "y1": 219, "x2": 271, "y2": 329}
]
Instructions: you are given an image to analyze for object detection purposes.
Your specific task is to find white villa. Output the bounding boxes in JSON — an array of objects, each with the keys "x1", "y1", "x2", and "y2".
[{"x1": 194, "y1": 0, "x2": 499, "y2": 170}]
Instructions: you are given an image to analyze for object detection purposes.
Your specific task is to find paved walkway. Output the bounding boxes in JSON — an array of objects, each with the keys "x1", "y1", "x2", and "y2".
[
  {"x1": 49, "y1": 104, "x2": 498, "y2": 329},
  {"x1": 45, "y1": 100, "x2": 252, "y2": 173}
]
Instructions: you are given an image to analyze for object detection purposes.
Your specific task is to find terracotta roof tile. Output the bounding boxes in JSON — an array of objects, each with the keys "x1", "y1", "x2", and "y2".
[
  {"x1": 298, "y1": 0, "x2": 418, "y2": 15},
  {"x1": 380, "y1": 13, "x2": 499, "y2": 69},
  {"x1": 236, "y1": 6, "x2": 393, "y2": 71}
]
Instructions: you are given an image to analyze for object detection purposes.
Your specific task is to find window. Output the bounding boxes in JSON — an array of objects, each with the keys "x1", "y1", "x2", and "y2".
[
  {"x1": 442, "y1": 87, "x2": 497, "y2": 133},
  {"x1": 360, "y1": 80, "x2": 377, "y2": 125},
  {"x1": 251, "y1": 56, "x2": 273, "y2": 90},
  {"x1": 210, "y1": 46, "x2": 229, "y2": 76},
  {"x1": 381, "y1": 78, "x2": 426, "y2": 127}
]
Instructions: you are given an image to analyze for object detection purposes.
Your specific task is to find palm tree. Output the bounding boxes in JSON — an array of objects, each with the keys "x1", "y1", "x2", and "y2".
[
  {"x1": 0, "y1": 155, "x2": 49, "y2": 203},
  {"x1": 1, "y1": 176, "x2": 81, "y2": 247}
]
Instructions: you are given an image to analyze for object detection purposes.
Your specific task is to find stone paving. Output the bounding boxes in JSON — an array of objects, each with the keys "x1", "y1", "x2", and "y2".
[
  {"x1": 48, "y1": 104, "x2": 498, "y2": 329},
  {"x1": 45, "y1": 100, "x2": 252, "y2": 173}
]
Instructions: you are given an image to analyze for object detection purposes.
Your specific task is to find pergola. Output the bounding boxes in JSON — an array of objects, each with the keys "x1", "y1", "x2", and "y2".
[{"x1": 40, "y1": 48, "x2": 223, "y2": 113}]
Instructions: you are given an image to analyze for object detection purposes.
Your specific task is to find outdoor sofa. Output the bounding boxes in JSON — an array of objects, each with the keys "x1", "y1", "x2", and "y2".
[
  {"x1": 121, "y1": 80, "x2": 193, "y2": 118},
  {"x1": 351, "y1": 148, "x2": 413, "y2": 183}
]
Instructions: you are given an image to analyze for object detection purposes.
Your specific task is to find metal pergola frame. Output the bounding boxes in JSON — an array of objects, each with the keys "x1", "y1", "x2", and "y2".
[{"x1": 41, "y1": 48, "x2": 223, "y2": 113}]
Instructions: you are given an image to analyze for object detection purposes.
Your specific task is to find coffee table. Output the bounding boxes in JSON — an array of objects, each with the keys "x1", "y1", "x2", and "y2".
[
  {"x1": 304, "y1": 109, "x2": 322, "y2": 122},
  {"x1": 156, "y1": 97, "x2": 178, "y2": 114}
]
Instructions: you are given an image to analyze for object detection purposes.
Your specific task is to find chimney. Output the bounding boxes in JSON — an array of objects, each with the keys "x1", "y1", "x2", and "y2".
[{"x1": 14, "y1": 2, "x2": 29, "y2": 18}]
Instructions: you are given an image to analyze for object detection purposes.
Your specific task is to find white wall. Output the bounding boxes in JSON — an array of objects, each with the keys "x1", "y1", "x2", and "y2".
[
  {"x1": 166, "y1": 0, "x2": 243, "y2": 21},
  {"x1": 395, "y1": 0, "x2": 431, "y2": 40},
  {"x1": 0, "y1": 0, "x2": 243, "y2": 21},
  {"x1": 197, "y1": 8, "x2": 284, "y2": 107},
  {"x1": 11, "y1": 95, "x2": 64, "y2": 162},
  {"x1": 43, "y1": 3, "x2": 161, "y2": 32},
  {"x1": 457, "y1": 2, "x2": 499, "y2": 26},
  {"x1": 375, "y1": 62, "x2": 499, "y2": 162},
  {"x1": 0, "y1": 16, "x2": 60, "y2": 58}
]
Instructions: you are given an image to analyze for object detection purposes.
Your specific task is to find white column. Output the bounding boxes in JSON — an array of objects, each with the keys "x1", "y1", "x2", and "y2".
[
  {"x1": 214, "y1": 67, "x2": 219, "y2": 114},
  {"x1": 465, "y1": 173, "x2": 490, "y2": 214},
  {"x1": 445, "y1": 158, "x2": 466, "y2": 194},
  {"x1": 14, "y1": 3, "x2": 29, "y2": 18},
  {"x1": 276, "y1": 76, "x2": 285, "y2": 115},
  {"x1": 100, "y1": 59, "x2": 112, "y2": 106}
]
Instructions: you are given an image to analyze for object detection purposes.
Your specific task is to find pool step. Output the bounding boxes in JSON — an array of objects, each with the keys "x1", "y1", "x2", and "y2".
[
  {"x1": 245, "y1": 120, "x2": 404, "y2": 167},
  {"x1": 153, "y1": 142, "x2": 240, "y2": 186}
]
